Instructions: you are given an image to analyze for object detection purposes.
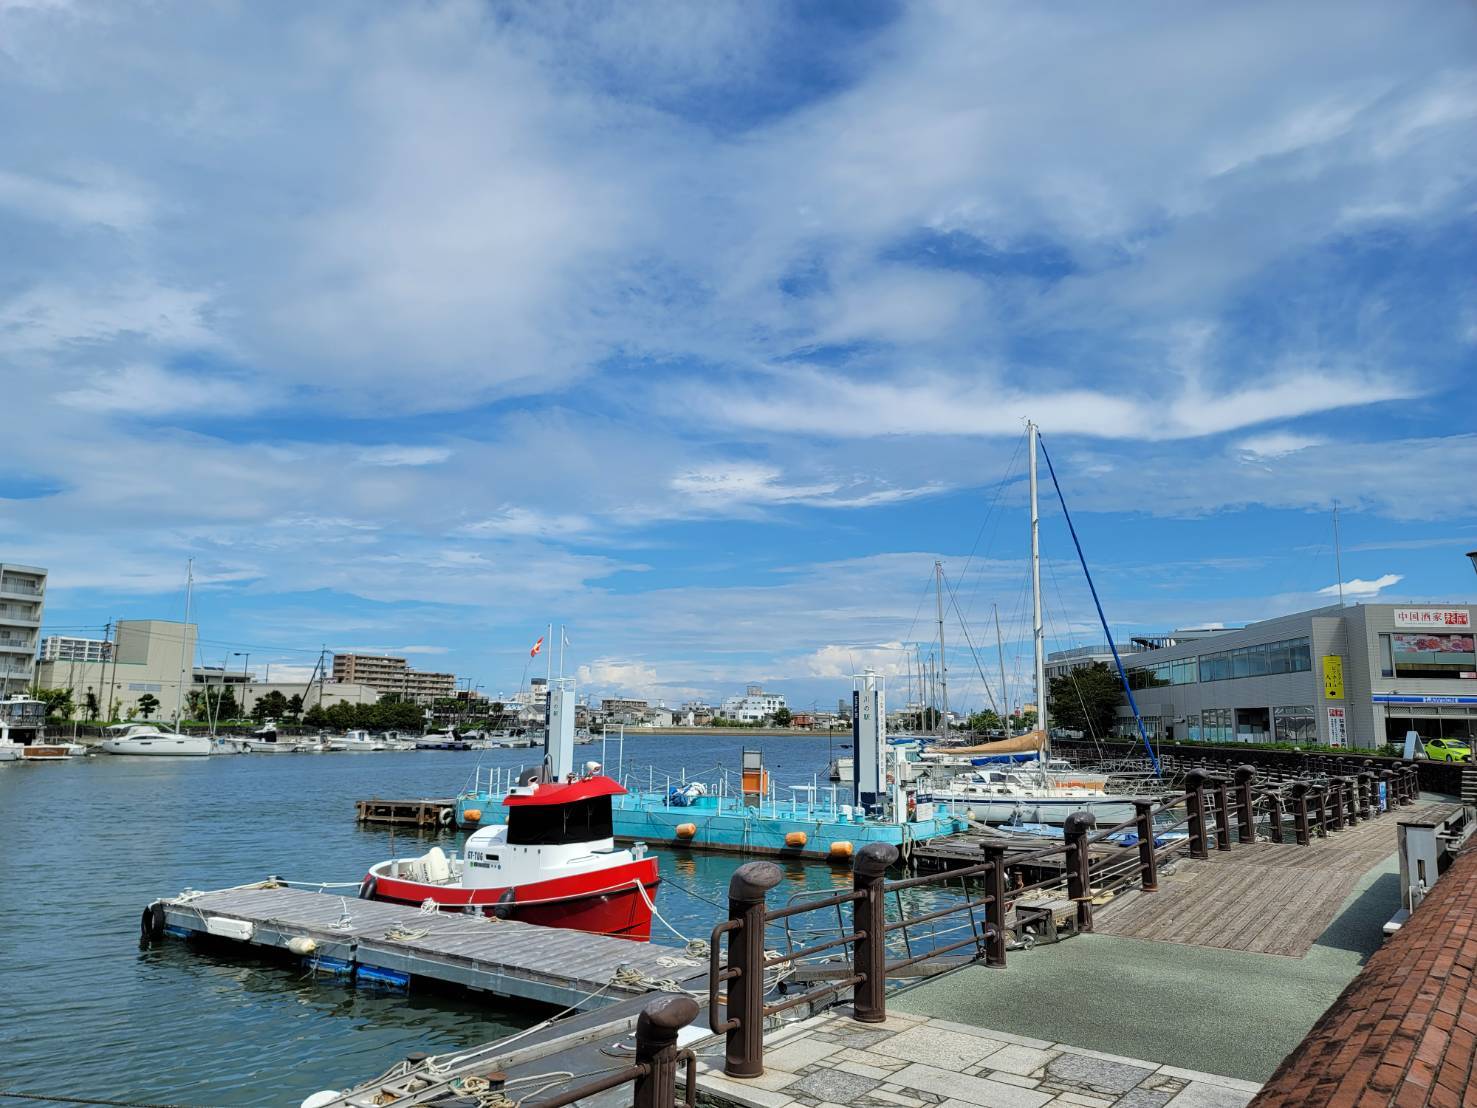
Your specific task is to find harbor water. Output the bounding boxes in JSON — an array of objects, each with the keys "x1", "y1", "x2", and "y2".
[{"x1": 0, "y1": 734, "x2": 862, "y2": 1107}]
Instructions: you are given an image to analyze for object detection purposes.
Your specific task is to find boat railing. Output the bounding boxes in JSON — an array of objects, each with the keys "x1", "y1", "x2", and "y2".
[{"x1": 705, "y1": 760, "x2": 1422, "y2": 1079}]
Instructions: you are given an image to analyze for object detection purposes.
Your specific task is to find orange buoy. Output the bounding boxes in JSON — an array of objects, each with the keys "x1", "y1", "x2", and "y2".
[
  {"x1": 462, "y1": 809, "x2": 482, "y2": 824},
  {"x1": 676, "y1": 823, "x2": 697, "y2": 840},
  {"x1": 785, "y1": 831, "x2": 808, "y2": 848},
  {"x1": 828, "y1": 841, "x2": 854, "y2": 861}
]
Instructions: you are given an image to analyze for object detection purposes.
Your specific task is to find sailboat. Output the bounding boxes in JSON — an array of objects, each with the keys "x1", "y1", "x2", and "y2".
[{"x1": 918, "y1": 421, "x2": 1161, "y2": 825}]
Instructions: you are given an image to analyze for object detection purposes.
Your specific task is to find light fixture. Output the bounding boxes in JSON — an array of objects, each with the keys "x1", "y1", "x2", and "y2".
[{"x1": 1467, "y1": 550, "x2": 1477, "y2": 578}]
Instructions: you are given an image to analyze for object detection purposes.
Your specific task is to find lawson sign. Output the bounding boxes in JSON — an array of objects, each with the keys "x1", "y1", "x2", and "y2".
[{"x1": 1372, "y1": 694, "x2": 1477, "y2": 706}]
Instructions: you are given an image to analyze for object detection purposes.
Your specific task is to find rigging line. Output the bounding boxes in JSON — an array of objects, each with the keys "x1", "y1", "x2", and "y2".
[
  {"x1": 900, "y1": 572, "x2": 938, "y2": 650},
  {"x1": 1036, "y1": 432, "x2": 1160, "y2": 776},
  {"x1": 959, "y1": 436, "x2": 1029, "y2": 626},
  {"x1": 1040, "y1": 559, "x2": 1105, "y2": 749},
  {"x1": 940, "y1": 568, "x2": 1001, "y2": 719},
  {"x1": 955, "y1": 428, "x2": 1028, "y2": 613}
]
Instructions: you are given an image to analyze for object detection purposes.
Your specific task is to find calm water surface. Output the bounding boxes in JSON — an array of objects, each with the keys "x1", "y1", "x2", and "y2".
[{"x1": 0, "y1": 735, "x2": 853, "y2": 1106}]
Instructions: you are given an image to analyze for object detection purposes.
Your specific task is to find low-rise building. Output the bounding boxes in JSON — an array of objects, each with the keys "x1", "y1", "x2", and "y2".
[
  {"x1": 1044, "y1": 643, "x2": 1143, "y2": 681},
  {"x1": 719, "y1": 684, "x2": 787, "y2": 722},
  {"x1": 34, "y1": 618, "x2": 194, "y2": 720},
  {"x1": 0, "y1": 561, "x2": 46, "y2": 696},
  {"x1": 1118, "y1": 602, "x2": 1476, "y2": 750}
]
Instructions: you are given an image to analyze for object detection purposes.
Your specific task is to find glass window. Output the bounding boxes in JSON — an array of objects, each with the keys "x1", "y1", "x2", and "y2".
[
  {"x1": 1379, "y1": 634, "x2": 1394, "y2": 678},
  {"x1": 1274, "y1": 706, "x2": 1316, "y2": 745}
]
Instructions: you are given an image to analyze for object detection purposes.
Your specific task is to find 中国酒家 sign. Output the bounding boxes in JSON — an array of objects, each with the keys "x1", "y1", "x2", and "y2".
[{"x1": 1393, "y1": 609, "x2": 1471, "y2": 629}]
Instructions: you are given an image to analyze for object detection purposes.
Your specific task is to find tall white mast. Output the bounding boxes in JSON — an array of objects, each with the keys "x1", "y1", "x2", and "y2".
[
  {"x1": 1333, "y1": 500, "x2": 1345, "y2": 606},
  {"x1": 175, "y1": 558, "x2": 193, "y2": 728},
  {"x1": 994, "y1": 602, "x2": 1009, "y2": 735},
  {"x1": 934, "y1": 560, "x2": 948, "y2": 744},
  {"x1": 1029, "y1": 422, "x2": 1048, "y2": 758}
]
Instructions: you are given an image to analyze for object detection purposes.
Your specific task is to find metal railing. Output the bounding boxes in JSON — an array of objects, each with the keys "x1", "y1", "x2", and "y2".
[
  {"x1": 707, "y1": 760, "x2": 1421, "y2": 1078},
  {"x1": 533, "y1": 995, "x2": 699, "y2": 1108}
]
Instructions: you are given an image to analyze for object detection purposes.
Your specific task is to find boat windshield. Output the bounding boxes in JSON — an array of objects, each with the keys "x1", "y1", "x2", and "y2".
[{"x1": 506, "y1": 796, "x2": 615, "y2": 845}]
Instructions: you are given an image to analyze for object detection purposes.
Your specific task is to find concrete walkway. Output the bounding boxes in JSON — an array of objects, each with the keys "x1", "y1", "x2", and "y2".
[{"x1": 697, "y1": 1008, "x2": 1259, "y2": 1108}]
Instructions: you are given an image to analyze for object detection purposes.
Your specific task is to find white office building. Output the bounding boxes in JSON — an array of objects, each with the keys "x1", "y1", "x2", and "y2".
[
  {"x1": 719, "y1": 684, "x2": 787, "y2": 722},
  {"x1": 0, "y1": 562, "x2": 46, "y2": 696}
]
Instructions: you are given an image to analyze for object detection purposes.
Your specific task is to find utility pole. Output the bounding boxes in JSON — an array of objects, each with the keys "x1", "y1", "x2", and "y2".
[
  {"x1": 104, "y1": 618, "x2": 119, "y2": 722},
  {"x1": 934, "y1": 561, "x2": 949, "y2": 744}
]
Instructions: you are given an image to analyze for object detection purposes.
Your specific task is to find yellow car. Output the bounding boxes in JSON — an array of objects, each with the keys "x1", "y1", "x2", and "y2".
[{"x1": 1422, "y1": 737, "x2": 1472, "y2": 762}]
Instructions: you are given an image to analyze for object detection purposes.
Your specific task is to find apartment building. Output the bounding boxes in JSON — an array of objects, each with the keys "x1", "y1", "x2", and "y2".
[
  {"x1": 40, "y1": 635, "x2": 113, "y2": 663},
  {"x1": 0, "y1": 562, "x2": 46, "y2": 696},
  {"x1": 331, "y1": 652, "x2": 456, "y2": 702}
]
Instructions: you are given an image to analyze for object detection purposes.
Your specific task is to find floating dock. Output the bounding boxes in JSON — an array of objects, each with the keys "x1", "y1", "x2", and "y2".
[
  {"x1": 147, "y1": 885, "x2": 701, "y2": 1010},
  {"x1": 354, "y1": 797, "x2": 457, "y2": 828}
]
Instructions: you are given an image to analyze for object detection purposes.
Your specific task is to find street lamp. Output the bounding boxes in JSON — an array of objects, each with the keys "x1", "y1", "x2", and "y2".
[{"x1": 1467, "y1": 550, "x2": 1477, "y2": 578}]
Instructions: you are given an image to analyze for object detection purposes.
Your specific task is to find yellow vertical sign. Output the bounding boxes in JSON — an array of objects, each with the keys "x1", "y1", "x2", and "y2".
[{"x1": 1322, "y1": 655, "x2": 1345, "y2": 700}]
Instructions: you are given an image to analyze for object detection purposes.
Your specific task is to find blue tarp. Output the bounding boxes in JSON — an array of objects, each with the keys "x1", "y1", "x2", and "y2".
[{"x1": 970, "y1": 752, "x2": 1040, "y2": 766}]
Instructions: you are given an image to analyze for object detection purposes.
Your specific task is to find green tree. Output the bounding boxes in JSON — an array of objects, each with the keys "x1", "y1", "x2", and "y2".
[
  {"x1": 286, "y1": 694, "x2": 304, "y2": 720},
  {"x1": 186, "y1": 689, "x2": 209, "y2": 719},
  {"x1": 1017, "y1": 709, "x2": 1038, "y2": 731},
  {"x1": 252, "y1": 690, "x2": 290, "y2": 722},
  {"x1": 771, "y1": 707, "x2": 793, "y2": 727},
  {"x1": 83, "y1": 691, "x2": 100, "y2": 722},
  {"x1": 1046, "y1": 662, "x2": 1124, "y2": 738},
  {"x1": 967, "y1": 709, "x2": 1002, "y2": 733},
  {"x1": 136, "y1": 693, "x2": 160, "y2": 719},
  {"x1": 30, "y1": 687, "x2": 75, "y2": 720}
]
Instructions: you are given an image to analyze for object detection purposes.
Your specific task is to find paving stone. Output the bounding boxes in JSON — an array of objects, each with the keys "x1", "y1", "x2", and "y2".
[
  {"x1": 787, "y1": 1068, "x2": 884, "y2": 1104},
  {"x1": 892, "y1": 1063, "x2": 1053, "y2": 1108},
  {"x1": 1111, "y1": 1091, "x2": 1171, "y2": 1108},
  {"x1": 824, "y1": 1026, "x2": 896, "y2": 1049},
  {"x1": 1053, "y1": 1094, "x2": 1114, "y2": 1108},
  {"x1": 987, "y1": 1072, "x2": 1041, "y2": 1089},
  {"x1": 1046, "y1": 1054, "x2": 1156, "y2": 1095},
  {"x1": 837, "y1": 1061, "x2": 895, "y2": 1081},
  {"x1": 1152, "y1": 1069, "x2": 1260, "y2": 1095},
  {"x1": 866, "y1": 1090, "x2": 925, "y2": 1107},
  {"x1": 1163, "y1": 1083, "x2": 1256, "y2": 1108},
  {"x1": 883, "y1": 1025, "x2": 1006, "y2": 1069},
  {"x1": 697, "y1": 1073, "x2": 797, "y2": 1108},
  {"x1": 765, "y1": 1037, "x2": 847, "y2": 1073},
  {"x1": 985, "y1": 1044, "x2": 1060, "y2": 1077},
  {"x1": 835, "y1": 1047, "x2": 906, "y2": 1072}
]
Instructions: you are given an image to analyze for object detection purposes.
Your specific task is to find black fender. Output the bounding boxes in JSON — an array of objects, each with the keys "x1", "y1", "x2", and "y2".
[{"x1": 358, "y1": 874, "x2": 376, "y2": 901}]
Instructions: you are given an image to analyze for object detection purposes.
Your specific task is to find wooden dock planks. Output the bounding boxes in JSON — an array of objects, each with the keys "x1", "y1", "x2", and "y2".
[
  {"x1": 1094, "y1": 802, "x2": 1449, "y2": 957},
  {"x1": 354, "y1": 797, "x2": 456, "y2": 827},
  {"x1": 157, "y1": 885, "x2": 701, "y2": 1010}
]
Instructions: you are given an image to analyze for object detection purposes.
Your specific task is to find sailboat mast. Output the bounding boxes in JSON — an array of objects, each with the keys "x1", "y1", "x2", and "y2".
[
  {"x1": 1029, "y1": 421, "x2": 1049, "y2": 760},
  {"x1": 994, "y1": 602, "x2": 1009, "y2": 736},
  {"x1": 1333, "y1": 500, "x2": 1345, "y2": 606},
  {"x1": 175, "y1": 558, "x2": 193, "y2": 728},
  {"x1": 934, "y1": 561, "x2": 948, "y2": 744}
]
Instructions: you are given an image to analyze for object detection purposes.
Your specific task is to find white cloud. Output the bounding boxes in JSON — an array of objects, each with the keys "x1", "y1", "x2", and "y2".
[
  {"x1": 1235, "y1": 432, "x2": 1325, "y2": 459},
  {"x1": 56, "y1": 364, "x2": 262, "y2": 415},
  {"x1": 0, "y1": 167, "x2": 151, "y2": 230},
  {"x1": 1318, "y1": 573, "x2": 1404, "y2": 598},
  {"x1": 802, "y1": 642, "x2": 912, "y2": 679},
  {"x1": 358, "y1": 446, "x2": 452, "y2": 467}
]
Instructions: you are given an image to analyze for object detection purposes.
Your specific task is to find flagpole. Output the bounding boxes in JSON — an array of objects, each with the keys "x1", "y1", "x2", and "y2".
[
  {"x1": 546, "y1": 622, "x2": 552, "y2": 688},
  {"x1": 558, "y1": 624, "x2": 565, "y2": 680}
]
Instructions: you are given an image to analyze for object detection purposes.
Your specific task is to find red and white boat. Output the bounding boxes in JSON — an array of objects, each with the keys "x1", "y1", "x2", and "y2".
[{"x1": 360, "y1": 774, "x2": 659, "y2": 940}]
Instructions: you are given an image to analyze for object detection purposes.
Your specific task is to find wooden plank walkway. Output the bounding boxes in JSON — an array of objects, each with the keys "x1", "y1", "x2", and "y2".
[
  {"x1": 1094, "y1": 802, "x2": 1450, "y2": 957},
  {"x1": 354, "y1": 797, "x2": 456, "y2": 827},
  {"x1": 156, "y1": 885, "x2": 701, "y2": 1010}
]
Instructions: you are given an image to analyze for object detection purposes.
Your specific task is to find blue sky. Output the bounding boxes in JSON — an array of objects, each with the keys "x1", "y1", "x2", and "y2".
[{"x1": 2, "y1": 0, "x2": 1475, "y2": 713}]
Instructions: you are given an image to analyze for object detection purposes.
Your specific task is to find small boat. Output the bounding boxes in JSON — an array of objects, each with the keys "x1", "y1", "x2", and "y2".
[
  {"x1": 100, "y1": 723, "x2": 212, "y2": 757},
  {"x1": 243, "y1": 724, "x2": 297, "y2": 753},
  {"x1": 363, "y1": 774, "x2": 659, "y2": 939},
  {"x1": 328, "y1": 729, "x2": 384, "y2": 752},
  {"x1": 415, "y1": 729, "x2": 471, "y2": 751},
  {"x1": 0, "y1": 696, "x2": 82, "y2": 759},
  {"x1": 919, "y1": 766, "x2": 1136, "y2": 826}
]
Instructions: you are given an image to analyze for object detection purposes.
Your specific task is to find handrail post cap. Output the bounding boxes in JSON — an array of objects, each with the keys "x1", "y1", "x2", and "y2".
[
  {"x1": 853, "y1": 842, "x2": 899, "y2": 877},
  {"x1": 1063, "y1": 810, "x2": 1097, "y2": 837},
  {"x1": 1233, "y1": 765, "x2": 1256, "y2": 784},
  {"x1": 1185, "y1": 769, "x2": 1209, "y2": 789},
  {"x1": 1291, "y1": 781, "x2": 1310, "y2": 797},
  {"x1": 637, "y1": 994, "x2": 700, "y2": 1040},
  {"x1": 729, "y1": 861, "x2": 784, "y2": 901}
]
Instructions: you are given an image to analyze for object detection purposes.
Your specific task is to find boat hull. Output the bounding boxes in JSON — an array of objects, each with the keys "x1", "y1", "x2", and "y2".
[
  {"x1": 100, "y1": 736, "x2": 211, "y2": 756},
  {"x1": 366, "y1": 857, "x2": 659, "y2": 940}
]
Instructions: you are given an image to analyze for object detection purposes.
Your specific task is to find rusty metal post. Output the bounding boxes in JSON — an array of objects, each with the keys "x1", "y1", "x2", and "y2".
[
  {"x1": 1234, "y1": 765, "x2": 1256, "y2": 844},
  {"x1": 982, "y1": 844, "x2": 1008, "y2": 966},
  {"x1": 1401, "y1": 763, "x2": 1418, "y2": 804},
  {"x1": 1266, "y1": 789, "x2": 1283, "y2": 842},
  {"x1": 1357, "y1": 772, "x2": 1372, "y2": 821},
  {"x1": 852, "y1": 842, "x2": 899, "y2": 1023},
  {"x1": 1064, "y1": 811, "x2": 1097, "y2": 933},
  {"x1": 635, "y1": 994, "x2": 699, "y2": 1108},
  {"x1": 1133, "y1": 800, "x2": 1158, "y2": 891},
  {"x1": 1379, "y1": 770, "x2": 1394, "y2": 814},
  {"x1": 1291, "y1": 782, "x2": 1311, "y2": 846},
  {"x1": 1212, "y1": 777, "x2": 1232, "y2": 851},
  {"x1": 723, "y1": 861, "x2": 782, "y2": 1078},
  {"x1": 1341, "y1": 776, "x2": 1356, "y2": 825},
  {"x1": 1185, "y1": 769, "x2": 1209, "y2": 859},
  {"x1": 1327, "y1": 780, "x2": 1345, "y2": 832}
]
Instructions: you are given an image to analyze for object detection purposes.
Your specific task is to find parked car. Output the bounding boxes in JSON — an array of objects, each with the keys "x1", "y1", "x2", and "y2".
[{"x1": 1421, "y1": 737, "x2": 1472, "y2": 763}]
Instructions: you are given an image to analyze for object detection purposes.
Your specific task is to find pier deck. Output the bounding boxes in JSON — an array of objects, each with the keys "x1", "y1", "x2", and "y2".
[
  {"x1": 154, "y1": 885, "x2": 700, "y2": 1011},
  {"x1": 354, "y1": 797, "x2": 456, "y2": 827},
  {"x1": 1095, "y1": 800, "x2": 1455, "y2": 957}
]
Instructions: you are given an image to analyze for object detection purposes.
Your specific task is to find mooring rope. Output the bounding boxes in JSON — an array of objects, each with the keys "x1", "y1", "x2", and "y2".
[{"x1": 0, "y1": 1092, "x2": 208, "y2": 1108}]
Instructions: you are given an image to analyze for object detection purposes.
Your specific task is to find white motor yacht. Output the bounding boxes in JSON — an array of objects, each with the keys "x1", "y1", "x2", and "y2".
[
  {"x1": 100, "y1": 723, "x2": 212, "y2": 757},
  {"x1": 920, "y1": 766, "x2": 1136, "y2": 826},
  {"x1": 328, "y1": 729, "x2": 384, "y2": 752}
]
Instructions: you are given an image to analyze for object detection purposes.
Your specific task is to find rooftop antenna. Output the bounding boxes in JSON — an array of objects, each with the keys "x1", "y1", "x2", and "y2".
[{"x1": 1333, "y1": 500, "x2": 1345, "y2": 606}]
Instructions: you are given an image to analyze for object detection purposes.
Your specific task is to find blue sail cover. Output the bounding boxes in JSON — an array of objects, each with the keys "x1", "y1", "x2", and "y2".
[{"x1": 970, "y1": 752, "x2": 1041, "y2": 766}]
